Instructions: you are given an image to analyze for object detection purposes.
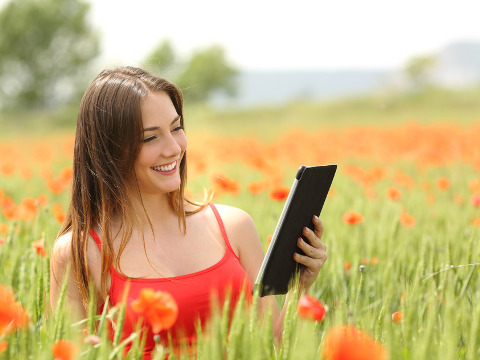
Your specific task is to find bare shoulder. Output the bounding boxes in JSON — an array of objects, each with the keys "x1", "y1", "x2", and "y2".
[
  {"x1": 213, "y1": 204, "x2": 262, "y2": 257},
  {"x1": 213, "y1": 204, "x2": 257, "y2": 233},
  {"x1": 50, "y1": 231, "x2": 100, "y2": 267},
  {"x1": 51, "y1": 232, "x2": 73, "y2": 265}
]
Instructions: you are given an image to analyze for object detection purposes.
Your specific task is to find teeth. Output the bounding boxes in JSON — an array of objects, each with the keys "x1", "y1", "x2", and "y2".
[{"x1": 152, "y1": 161, "x2": 176, "y2": 172}]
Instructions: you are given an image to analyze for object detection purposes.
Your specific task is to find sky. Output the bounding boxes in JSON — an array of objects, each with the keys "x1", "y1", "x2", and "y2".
[
  {"x1": 0, "y1": 0, "x2": 479, "y2": 71},
  {"x1": 87, "y1": 0, "x2": 480, "y2": 71}
]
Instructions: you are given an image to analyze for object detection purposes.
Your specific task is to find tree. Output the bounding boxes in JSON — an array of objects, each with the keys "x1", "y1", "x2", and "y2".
[
  {"x1": 142, "y1": 40, "x2": 177, "y2": 77},
  {"x1": 0, "y1": 0, "x2": 99, "y2": 110},
  {"x1": 176, "y1": 46, "x2": 238, "y2": 103},
  {"x1": 144, "y1": 41, "x2": 238, "y2": 103},
  {"x1": 404, "y1": 55, "x2": 436, "y2": 91}
]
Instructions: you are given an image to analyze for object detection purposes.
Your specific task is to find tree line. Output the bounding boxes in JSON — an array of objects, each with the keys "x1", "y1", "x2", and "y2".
[{"x1": 0, "y1": 0, "x2": 238, "y2": 111}]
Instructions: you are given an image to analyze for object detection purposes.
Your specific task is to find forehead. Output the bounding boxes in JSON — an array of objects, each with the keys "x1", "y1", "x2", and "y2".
[{"x1": 140, "y1": 91, "x2": 179, "y2": 127}]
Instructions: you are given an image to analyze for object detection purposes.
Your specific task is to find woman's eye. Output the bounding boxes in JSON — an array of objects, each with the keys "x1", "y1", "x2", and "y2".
[
  {"x1": 143, "y1": 136, "x2": 156, "y2": 143},
  {"x1": 172, "y1": 126, "x2": 184, "y2": 132}
]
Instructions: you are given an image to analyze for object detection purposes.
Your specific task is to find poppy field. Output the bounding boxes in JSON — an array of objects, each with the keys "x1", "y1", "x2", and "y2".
[{"x1": 1, "y1": 99, "x2": 480, "y2": 359}]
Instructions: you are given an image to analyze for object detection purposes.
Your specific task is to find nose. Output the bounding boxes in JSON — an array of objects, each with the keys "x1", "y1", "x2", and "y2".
[{"x1": 159, "y1": 133, "x2": 182, "y2": 158}]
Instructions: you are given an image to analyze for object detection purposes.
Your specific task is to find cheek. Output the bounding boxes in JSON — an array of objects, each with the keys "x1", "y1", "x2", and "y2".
[{"x1": 134, "y1": 147, "x2": 153, "y2": 169}]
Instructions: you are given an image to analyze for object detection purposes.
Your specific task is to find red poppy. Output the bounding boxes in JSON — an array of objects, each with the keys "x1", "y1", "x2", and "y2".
[
  {"x1": 322, "y1": 325, "x2": 388, "y2": 360},
  {"x1": 131, "y1": 289, "x2": 178, "y2": 334},
  {"x1": 386, "y1": 187, "x2": 402, "y2": 201},
  {"x1": 37, "y1": 194, "x2": 49, "y2": 207},
  {"x1": 1, "y1": 198, "x2": 18, "y2": 220},
  {"x1": 59, "y1": 166, "x2": 73, "y2": 184},
  {"x1": 0, "y1": 223, "x2": 7, "y2": 237},
  {"x1": 269, "y1": 186, "x2": 290, "y2": 201},
  {"x1": 0, "y1": 341, "x2": 7, "y2": 353},
  {"x1": 19, "y1": 197, "x2": 38, "y2": 221},
  {"x1": 297, "y1": 295, "x2": 327, "y2": 322},
  {"x1": 211, "y1": 174, "x2": 241, "y2": 195},
  {"x1": 0, "y1": 285, "x2": 29, "y2": 335},
  {"x1": 32, "y1": 239, "x2": 46, "y2": 258},
  {"x1": 342, "y1": 211, "x2": 364, "y2": 225},
  {"x1": 468, "y1": 179, "x2": 480, "y2": 192},
  {"x1": 399, "y1": 212, "x2": 416, "y2": 228},
  {"x1": 47, "y1": 178, "x2": 65, "y2": 195},
  {"x1": 51, "y1": 339, "x2": 78, "y2": 360},
  {"x1": 470, "y1": 193, "x2": 480, "y2": 207},
  {"x1": 0, "y1": 162, "x2": 15, "y2": 177},
  {"x1": 392, "y1": 311, "x2": 403, "y2": 324},
  {"x1": 436, "y1": 177, "x2": 450, "y2": 190},
  {"x1": 344, "y1": 261, "x2": 352, "y2": 272},
  {"x1": 471, "y1": 218, "x2": 480, "y2": 227},
  {"x1": 247, "y1": 179, "x2": 270, "y2": 195},
  {"x1": 52, "y1": 203, "x2": 66, "y2": 224}
]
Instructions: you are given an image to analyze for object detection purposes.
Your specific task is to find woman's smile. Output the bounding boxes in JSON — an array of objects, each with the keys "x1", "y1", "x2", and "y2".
[{"x1": 151, "y1": 160, "x2": 178, "y2": 175}]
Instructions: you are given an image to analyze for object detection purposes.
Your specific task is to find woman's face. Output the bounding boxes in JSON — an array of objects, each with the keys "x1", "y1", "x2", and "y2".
[{"x1": 134, "y1": 91, "x2": 187, "y2": 197}]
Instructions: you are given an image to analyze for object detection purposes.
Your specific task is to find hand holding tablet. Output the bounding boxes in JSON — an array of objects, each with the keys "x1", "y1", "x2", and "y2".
[{"x1": 254, "y1": 165, "x2": 337, "y2": 297}]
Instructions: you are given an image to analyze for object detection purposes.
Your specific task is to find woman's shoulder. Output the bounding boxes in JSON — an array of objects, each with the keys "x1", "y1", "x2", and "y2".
[
  {"x1": 209, "y1": 204, "x2": 264, "y2": 278},
  {"x1": 212, "y1": 203, "x2": 255, "y2": 229},
  {"x1": 51, "y1": 232, "x2": 73, "y2": 264},
  {"x1": 51, "y1": 231, "x2": 100, "y2": 265},
  {"x1": 210, "y1": 203, "x2": 260, "y2": 250}
]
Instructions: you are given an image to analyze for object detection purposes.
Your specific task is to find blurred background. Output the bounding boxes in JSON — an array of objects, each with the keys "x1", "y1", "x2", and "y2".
[{"x1": 0, "y1": 0, "x2": 479, "y2": 131}]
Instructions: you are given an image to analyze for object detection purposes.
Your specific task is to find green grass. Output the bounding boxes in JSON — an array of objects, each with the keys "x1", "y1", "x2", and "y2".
[
  {"x1": 1, "y1": 164, "x2": 480, "y2": 359},
  {"x1": 2, "y1": 86, "x2": 480, "y2": 139},
  {"x1": 1, "y1": 88, "x2": 480, "y2": 359}
]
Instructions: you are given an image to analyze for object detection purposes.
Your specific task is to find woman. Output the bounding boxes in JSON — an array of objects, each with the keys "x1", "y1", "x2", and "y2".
[{"x1": 49, "y1": 66, "x2": 327, "y2": 357}]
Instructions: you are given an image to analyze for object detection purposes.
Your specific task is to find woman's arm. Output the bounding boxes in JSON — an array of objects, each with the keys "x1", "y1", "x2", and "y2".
[
  {"x1": 217, "y1": 205, "x2": 327, "y2": 340},
  {"x1": 49, "y1": 233, "x2": 87, "y2": 320}
]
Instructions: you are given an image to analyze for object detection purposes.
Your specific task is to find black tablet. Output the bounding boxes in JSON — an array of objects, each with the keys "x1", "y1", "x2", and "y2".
[{"x1": 254, "y1": 164, "x2": 337, "y2": 297}]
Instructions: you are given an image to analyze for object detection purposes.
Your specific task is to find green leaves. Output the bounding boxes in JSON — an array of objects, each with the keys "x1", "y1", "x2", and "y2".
[
  {"x1": 143, "y1": 40, "x2": 238, "y2": 104},
  {"x1": 0, "y1": 0, "x2": 99, "y2": 110}
]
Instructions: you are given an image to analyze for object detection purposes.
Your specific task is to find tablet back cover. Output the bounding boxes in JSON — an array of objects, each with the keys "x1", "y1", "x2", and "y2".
[{"x1": 257, "y1": 164, "x2": 337, "y2": 296}]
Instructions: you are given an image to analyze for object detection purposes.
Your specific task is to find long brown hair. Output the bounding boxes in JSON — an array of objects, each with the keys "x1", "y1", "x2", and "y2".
[{"x1": 57, "y1": 66, "x2": 203, "y2": 309}]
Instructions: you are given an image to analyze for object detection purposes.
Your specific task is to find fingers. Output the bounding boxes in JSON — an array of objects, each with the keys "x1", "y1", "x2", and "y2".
[
  {"x1": 312, "y1": 215, "x2": 324, "y2": 239},
  {"x1": 294, "y1": 250, "x2": 327, "y2": 269},
  {"x1": 293, "y1": 216, "x2": 327, "y2": 291},
  {"x1": 297, "y1": 237, "x2": 326, "y2": 260},
  {"x1": 295, "y1": 215, "x2": 327, "y2": 266},
  {"x1": 302, "y1": 224, "x2": 326, "y2": 252}
]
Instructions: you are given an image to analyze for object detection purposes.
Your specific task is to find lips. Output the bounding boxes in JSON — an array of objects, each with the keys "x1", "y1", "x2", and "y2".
[{"x1": 151, "y1": 160, "x2": 177, "y2": 172}]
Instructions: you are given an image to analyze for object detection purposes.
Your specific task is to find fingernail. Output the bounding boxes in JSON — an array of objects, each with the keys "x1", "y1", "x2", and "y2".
[{"x1": 313, "y1": 215, "x2": 319, "y2": 221}]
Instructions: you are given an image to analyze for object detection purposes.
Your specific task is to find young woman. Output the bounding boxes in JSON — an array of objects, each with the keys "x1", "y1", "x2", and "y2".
[{"x1": 49, "y1": 66, "x2": 327, "y2": 358}]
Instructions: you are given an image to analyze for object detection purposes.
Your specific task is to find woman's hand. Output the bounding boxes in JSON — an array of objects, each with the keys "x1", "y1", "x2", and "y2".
[{"x1": 294, "y1": 215, "x2": 327, "y2": 292}]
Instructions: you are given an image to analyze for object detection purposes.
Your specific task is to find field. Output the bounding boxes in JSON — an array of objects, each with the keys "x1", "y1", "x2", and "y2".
[{"x1": 1, "y1": 89, "x2": 480, "y2": 359}]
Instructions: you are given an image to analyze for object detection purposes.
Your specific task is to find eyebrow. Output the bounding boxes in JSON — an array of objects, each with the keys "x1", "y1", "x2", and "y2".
[{"x1": 143, "y1": 115, "x2": 181, "y2": 132}]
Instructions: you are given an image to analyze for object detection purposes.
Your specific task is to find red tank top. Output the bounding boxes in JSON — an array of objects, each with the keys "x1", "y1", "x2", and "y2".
[{"x1": 90, "y1": 204, "x2": 252, "y2": 358}]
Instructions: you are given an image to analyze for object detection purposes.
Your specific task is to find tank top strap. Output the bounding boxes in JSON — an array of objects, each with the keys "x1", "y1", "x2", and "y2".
[
  {"x1": 208, "y1": 203, "x2": 238, "y2": 259},
  {"x1": 89, "y1": 228, "x2": 103, "y2": 253}
]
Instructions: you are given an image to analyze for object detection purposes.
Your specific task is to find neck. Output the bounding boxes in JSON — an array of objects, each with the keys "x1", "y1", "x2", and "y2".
[{"x1": 137, "y1": 192, "x2": 181, "y2": 233}]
